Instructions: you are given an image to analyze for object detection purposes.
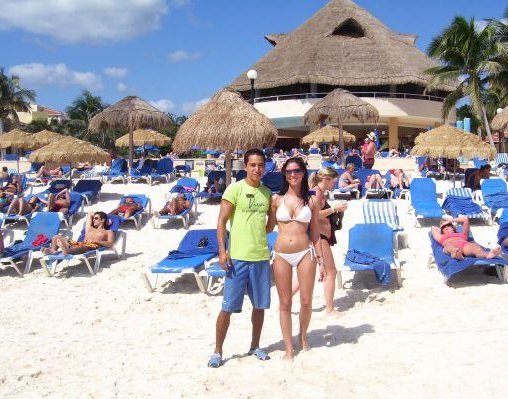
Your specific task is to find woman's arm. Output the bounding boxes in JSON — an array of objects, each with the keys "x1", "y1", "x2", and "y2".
[
  {"x1": 266, "y1": 195, "x2": 278, "y2": 233},
  {"x1": 309, "y1": 196, "x2": 325, "y2": 280},
  {"x1": 457, "y1": 216, "x2": 469, "y2": 237},
  {"x1": 431, "y1": 226, "x2": 443, "y2": 242}
]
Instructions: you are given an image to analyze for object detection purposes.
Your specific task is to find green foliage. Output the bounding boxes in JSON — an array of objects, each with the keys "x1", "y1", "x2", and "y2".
[{"x1": 0, "y1": 67, "x2": 36, "y2": 130}]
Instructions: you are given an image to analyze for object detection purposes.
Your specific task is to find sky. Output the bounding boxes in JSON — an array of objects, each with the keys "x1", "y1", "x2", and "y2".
[{"x1": 0, "y1": 0, "x2": 505, "y2": 115}]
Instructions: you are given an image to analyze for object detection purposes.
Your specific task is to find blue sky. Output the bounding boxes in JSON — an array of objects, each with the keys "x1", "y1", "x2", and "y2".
[{"x1": 1, "y1": 0, "x2": 505, "y2": 115}]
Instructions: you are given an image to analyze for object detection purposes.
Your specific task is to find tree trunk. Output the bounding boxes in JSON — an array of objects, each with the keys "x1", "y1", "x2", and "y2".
[
  {"x1": 338, "y1": 122, "x2": 345, "y2": 166},
  {"x1": 225, "y1": 151, "x2": 232, "y2": 186},
  {"x1": 480, "y1": 102, "x2": 495, "y2": 147}
]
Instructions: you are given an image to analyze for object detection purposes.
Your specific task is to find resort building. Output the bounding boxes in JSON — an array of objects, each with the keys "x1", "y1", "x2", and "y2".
[
  {"x1": 228, "y1": 0, "x2": 456, "y2": 150},
  {"x1": 16, "y1": 104, "x2": 66, "y2": 125}
]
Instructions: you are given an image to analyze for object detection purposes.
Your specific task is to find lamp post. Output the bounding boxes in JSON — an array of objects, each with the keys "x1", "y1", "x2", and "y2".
[{"x1": 247, "y1": 69, "x2": 257, "y2": 105}]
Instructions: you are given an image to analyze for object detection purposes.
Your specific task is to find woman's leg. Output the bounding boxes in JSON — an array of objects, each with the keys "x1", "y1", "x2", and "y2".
[
  {"x1": 6, "y1": 198, "x2": 19, "y2": 215},
  {"x1": 463, "y1": 243, "x2": 500, "y2": 259},
  {"x1": 443, "y1": 244, "x2": 464, "y2": 260},
  {"x1": 272, "y1": 256, "x2": 294, "y2": 360},
  {"x1": 321, "y1": 241, "x2": 337, "y2": 313},
  {"x1": 296, "y1": 252, "x2": 317, "y2": 351}
]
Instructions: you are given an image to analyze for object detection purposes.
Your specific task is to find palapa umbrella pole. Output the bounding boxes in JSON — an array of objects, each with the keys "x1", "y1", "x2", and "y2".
[
  {"x1": 128, "y1": 128, "x2": 134, "y2": 169},
  {"x1": 225, "y1": 151, "x2": 232, "y2": 186},
  {"x1": 338, "y1": 122, "x2": 345, "y2": 166}
]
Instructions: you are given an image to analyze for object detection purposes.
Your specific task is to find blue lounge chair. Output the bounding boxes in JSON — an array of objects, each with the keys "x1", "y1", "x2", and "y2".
[
  {"x1": 443, "y1": 188, "x2": 490, "y2": 224},
  {"x1": 143, "y1": 229, "x2": 220, "y2": 292},
  {"x1": 235, "y1": 170, "x2": 246, "y2": 181},
  {"x1": 428, "y1": 231, "x2": 508, "y2": 284},
  {"x1": 73, "y1": 179, "x2": 103, "y2": 204},
  {"x1": 345, "y1": 154, "x2": 362, "y2": 170},
  {"x1": 472, "y1": 157, "x2": 488, "y2": 169},
  {"x1": 40, "y1": 215, "x2": 126, "y2": 276},
  {"x1": 383, "y1": 170, "x2": 409, "y2": 199},
  {"x1": 494, "y1": 153, "x2": 508, "y2": 175},
  {"x1": 112, "y1": 194, "x2": 151, "y2": 229},
  {"x1": 148, "y1": 158, "x2": 174, "y2": 184},
  {"x1": 128, "y1": 160, "x2": 155, "y2": 183},
  {"x1": 175, "y1": 164, "x2": 191, "y2": 177},
  {"x1": 196, "y1": 171, "x2": 226, "y2": 201},
  {"x1": 341, "y1": 223, "x2": 402, "y2": 287},
  {"x1": 102, "y1": 158, "x2": 128, "y2": 183},
  {"x1": 264, "y1": 159, "x2": 276, "y2": 173},
  {"x1": 356, "y1": 169, "x2": 390, "y2": 198},
  {"x1": 408, "y1": 178, "x2": 444, "y2": 226},
  {"x1": 331, "y1": 168, "x2": 359, "y2": 199},
  {"x1": 415, "y1": 156, "x2": 441, "y2": 178},
  {"x1": 0, "y1": 212, "x2": 61, "y2": 276},
  {"x1": 44, "y1": 179, "x2": 73, "y2": 195},
  {"x1": 153, "y1": 177, "x2": 199, "y2": 229},
  {"x1": 479, "y1": 179, "x2": 508, "y2": 219},
  {"x1": 262, "y1": 172, "x2": 283, "y2": 194},
  {"x1": 61, "y1": 192, "x2": 85, "y2": 227}
]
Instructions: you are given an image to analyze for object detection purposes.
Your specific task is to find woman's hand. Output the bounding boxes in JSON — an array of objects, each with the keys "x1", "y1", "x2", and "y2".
[
  {"x1": 333, "y1": 203, "x2": 347, "y2": 213},
  {"x1": 317, "y1": 259, "x2": 326, "y2": 282}
]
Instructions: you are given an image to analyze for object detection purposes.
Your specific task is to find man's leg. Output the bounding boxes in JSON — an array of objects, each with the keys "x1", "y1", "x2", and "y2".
[
  {"x1": 247, "y1": 261, "x2": 271, "y2": 359},
  {"x1": 250, "y1": 308, "x2": 264, "y2": 350},
  {"x1": 214, "y1": 310, "x2": 232, "y2": 354}
]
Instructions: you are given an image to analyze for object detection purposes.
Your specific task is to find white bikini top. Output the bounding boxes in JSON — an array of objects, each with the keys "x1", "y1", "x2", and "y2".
[{"x1": 276, "y1": 195, "x2": 312, "y2": 223}]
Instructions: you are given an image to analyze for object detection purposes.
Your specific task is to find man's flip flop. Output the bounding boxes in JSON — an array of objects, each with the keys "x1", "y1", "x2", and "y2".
[
  {"x1": 248, "y1": 348, "x2": 270, "y2": 361},
  {"x1": 207, "y1": 353, "x2": 222, "y2": 368}
]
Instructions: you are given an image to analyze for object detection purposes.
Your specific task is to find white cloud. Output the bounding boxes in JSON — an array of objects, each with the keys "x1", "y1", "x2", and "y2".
[
  {"x1": 182, "y1": 97, "x2": 209, "y2": 114},
  {"x1": 0, "y1": 0, "x2": 168, "y2": 43},
  {"x1": 104, "y1": 67, "x2": 128, "y2": 79},
  {"x1": 170, "y1": 0, "x2": 190, "y2": 7},
  {"x1": 9, "y1": 63, "x2": 103, "y2": 91},
  {"x1": 167, "y1": 50, "x2": 201, "y2": 63},
  {"x1": 116, "y1": 83, "x2": 135, "y2": 94},
  {"x1": 149, "y1": 99, "x2": 176, "y2": 113}
]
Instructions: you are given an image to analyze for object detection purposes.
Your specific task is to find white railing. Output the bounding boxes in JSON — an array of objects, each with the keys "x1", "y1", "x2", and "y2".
[{"x1": 254, "y1": 91, "x2": 445, "y2": 103}]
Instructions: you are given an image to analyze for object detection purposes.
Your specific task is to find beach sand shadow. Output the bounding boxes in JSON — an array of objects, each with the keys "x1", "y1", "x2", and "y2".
[
  {"x1": 334, "y1": 290, "x2": 386, "y2": 312},
  {"x1": 158, "y1": 274, "x2": 204, "y2": 295},
  {"x1": 445, "y1": 265, "x2": 504, "y2": 288},
  {"x1": 99, "y1": 192, "x2": 125, "y2": 201}
]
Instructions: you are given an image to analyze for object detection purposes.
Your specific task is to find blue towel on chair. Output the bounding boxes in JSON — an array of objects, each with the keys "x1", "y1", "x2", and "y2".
[
  {"x1": 484, "y1": 193, "x2": 508, "y2": 213},
  {"x1": 442, "y1": 195, "x2": 483, "y2": 217},
  {"x1": 345, "y1": 249, "x2": 391, "y2": 286},
  {"x1": 497, "y1": 222, "x2": 508, "y2": 253}
]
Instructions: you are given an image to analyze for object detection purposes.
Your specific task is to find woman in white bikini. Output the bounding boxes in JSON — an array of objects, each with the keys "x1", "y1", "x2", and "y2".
[{"x1": 268, "y1": 157, "x2": 324, "y2": 360}]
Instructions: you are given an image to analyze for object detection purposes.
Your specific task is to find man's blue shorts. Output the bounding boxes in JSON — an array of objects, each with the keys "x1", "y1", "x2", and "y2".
[{"x1": 222, "y1": 259, "x2": 271, "y2": 313}]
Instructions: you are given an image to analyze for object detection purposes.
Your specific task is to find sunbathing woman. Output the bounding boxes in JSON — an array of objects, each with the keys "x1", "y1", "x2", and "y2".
[
  {"x1": 6, "y1": 195, "x2": 44, "y2": 216},
  {"x1": 338, "y1": 163, "x2": 360, "y2": 190},
  {"x1": 431, "y1": 217, "x2": 500, "y2": 260},
  {"x1": 43, "y1": 212, "x2": 114, "y2": 256},
  {"x1": 389, "y1": 169, "x2": 410, "y2": 189},
  {"x1": 47, "y1": 188, "x2": 70, "y2": 214},
  {"x1": 110, "y1": 197, "x2": 141, "y2": 218},
  {"x1": 365, "y1": 173, "x2": 384, "y2": 189},
  {"x1": 158, "y1": 193, "x2": 191, "y2": 215},
  {"x1": 36, "y1": 165, "x2": 63, "y2": 178},
  {"x1": 268, "y1": 157, "x2": 324, "y2": 360}
]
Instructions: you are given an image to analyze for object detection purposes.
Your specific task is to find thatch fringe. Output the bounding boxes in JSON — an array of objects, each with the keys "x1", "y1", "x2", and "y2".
[
  {"x1": 115, "y1": 129, "x2": 171, "y2": 147},
  {"x1": 172, "y1": 90, "x2": 278, "y2": 153},
  {"x1": 29, "y1": 136, "x2": 110, "y2": 164},
  {"x1": 302, "y1": 125, "x2": 356, "y2": 144},
  {"x1": 492, "y1": 106, "x2": 508, "y2": 132},
  {"x1": 0, "y1": 129, "x2": 32, "y2": 149}
]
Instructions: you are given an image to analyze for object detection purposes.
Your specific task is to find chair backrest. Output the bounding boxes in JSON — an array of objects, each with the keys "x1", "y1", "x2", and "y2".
[
  {"x1": 362, "y1": 200, "x2": 401, "y2": 230},
  {"x1": 262, "y1": 172, "x2": 284, "y2": 193},
  {"x1": 177, "y1": 229, "x2": 218, "y2": 253},
  {"x1": 264, "y1": 160, "x2": 276, "y2": 173},
  {"x1": 74, "y1": 179, "x2": 102, "y2": 194},
  {"x1": 472, "y1": 157, "x2": 488, "y2": 169},
  {"x1": 207, "y1": 170, "x2": 226, "y2": 184},
  {"x1": 77, "y1": 214, "x2": 122, "y2": 242},
  {"x1": 409, "y1": 178, "x2": 437, "y2": 204},
  {"x1": 29, "y1": 162, "x2": 44, "y2": 173},
  {"x1": 345, "y1": 154, "x2": 362, "y2": 170},
  {"x1": 4, "y1": 153, "x2": 19, "y2": 161},
  {"x1": 348, "y1": 223, "x2": 393, "y2": 259},
  {"x1": 119, "y1": 194, "x2": 148, "y2": 209},
  {"x1": 24, "y1": 212, "x2": 61, "y2": 244},
  {"x1": 111, "y1": 158, "x2": 128, "y2": 173},
  {"x1": 495, "y1": 153, "x2": 508, "y2": 168},
  {"x1": 481, "y1": 178, "x2": 507, "y2": 196},
  {"x1": 355, "y1": 169, "x2": 382, "y2": 195},
  {"x1": 68, "y1": 192, "x2": 84, "y2": 215},
  {"x1": 446, "y1": 187, "x2": 473, "y2": 199},
  {"x1": 171, "y1": 177, "x2": 199, "y2": 193},
  {"x1": 47, "y1": 179, "x2": 72, "y2": 194},
  {"x1": 155, "y1": 157, "x2": 174, "y2": 174}
]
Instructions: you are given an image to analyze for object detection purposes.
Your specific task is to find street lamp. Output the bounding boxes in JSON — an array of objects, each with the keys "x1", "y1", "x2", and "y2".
[{"x1": 247, "y1": 69, "x2": 257, "y2": 104}]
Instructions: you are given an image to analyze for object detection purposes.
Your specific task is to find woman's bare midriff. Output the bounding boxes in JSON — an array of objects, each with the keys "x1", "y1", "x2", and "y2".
[{"x1": 275, "y1": 222, "x2": 311, "y2": 253}]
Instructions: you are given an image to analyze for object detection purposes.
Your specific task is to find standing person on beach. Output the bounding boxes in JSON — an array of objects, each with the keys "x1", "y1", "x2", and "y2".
[{"x1": 208, "y1": 148, "x2": 274, "y2": 368}]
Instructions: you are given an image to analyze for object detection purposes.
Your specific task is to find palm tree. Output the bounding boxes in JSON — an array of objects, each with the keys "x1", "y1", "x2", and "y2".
[
  {"x1": 65, "y1": 90, "x2": 108, "y2": 144},
  {"x1": 0, "y1": 67, "x2": 36, "y2": 134},
  {"x1": 425, "y1": 16, "x2": 506, "y2": 146}
]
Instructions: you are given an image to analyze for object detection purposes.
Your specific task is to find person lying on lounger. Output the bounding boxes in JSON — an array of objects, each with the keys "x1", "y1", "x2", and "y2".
[
  {"x1": 338, "y1": 163, "x2": 360, "y2": 190},
  {"x1": 110, "y1": 197, "x2": 141, "y2": 218},
  {"x1": 365, "y1": 173, "x2": 384, "y2": 189},
  {"x1": 389, "y1": 169, "x2": 410, "y2": 189},
  {"x1": 42, "y1": 211, "x2": 114, "y2": 256},
  {"x1": 158, "y1": 193, "x2": 192, "y2": 216},
  {"x1": 47, "y1": 188, "x2": 70, "y2": 214},
  {"x1": 6, "y1": 195, "x2": 44, "y2": 216},
  {"x1": 36, "y1": 165, "x2": 63, "y2": 178},
  {"x1": 431, "y1": 217, "x2": 500, "y2": 260}
]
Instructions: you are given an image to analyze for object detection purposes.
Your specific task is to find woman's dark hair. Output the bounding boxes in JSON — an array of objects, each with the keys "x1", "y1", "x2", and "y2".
[{"x1": 279, "y1": 157, "x2": 310, "y2": 205}]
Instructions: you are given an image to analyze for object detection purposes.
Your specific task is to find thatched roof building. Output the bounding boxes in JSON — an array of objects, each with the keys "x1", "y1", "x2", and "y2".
[{"x1": 229, "y1": 0, "x2": 453, "y2": 95}]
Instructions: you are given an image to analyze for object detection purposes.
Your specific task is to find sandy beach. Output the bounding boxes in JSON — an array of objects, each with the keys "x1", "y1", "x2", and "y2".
[{"x1": 1, "y1": 178, "x2": 508, "y2": 399}]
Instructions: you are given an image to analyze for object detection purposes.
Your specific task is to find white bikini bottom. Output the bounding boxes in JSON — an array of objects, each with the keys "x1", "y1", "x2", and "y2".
[{"x1": 273, "y1": 245, "x2": 315, "y2": 268}]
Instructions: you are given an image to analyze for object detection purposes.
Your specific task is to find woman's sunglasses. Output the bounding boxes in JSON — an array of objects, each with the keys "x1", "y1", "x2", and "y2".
[{"x1": 285, "y1": 168, "x2": 303, "y2": 176}]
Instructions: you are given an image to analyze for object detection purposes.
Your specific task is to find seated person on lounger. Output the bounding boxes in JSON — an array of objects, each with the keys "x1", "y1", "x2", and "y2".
[
  {"x1": 388, "y1": 147, "x2": 400, "y2": 157},
  {"x1": 466, "y1": 164, "x2": 491, "y2": 191},
  {"x1": 6, "y1": 195, "x2": 44, "y2": 216},
  {"x1": 36, "y1": 165, "x2": 63, "y2": 178},
  {"x1": 207, "y1": 177, "x2": 226, "y2": 194},
  {"x1": 110, "y1": 196, "x2": 141, "y2": 218},
  {"x1": 42, "y1": 211, "x2": 114, "y2": 256},
  {"x1": 431, "y1": 217, "x2": 500, "y2": 260},
  {"x1": 339, "y1": 163, "x2": 360, "y2": 190},
  {"x1": 0, "y1": 166, "x2": 9, "y2": 180},
  {"x1": 389, "y1": 169, "x2": 410, "y2": 189},
  {"x1": 47, "y1": 188, "x2": 70, "y2": 214},
  {"x1": 365, "y1": 173, "x2": 384, "y2": 189},
  {"x1": 158, "y1": 193, "x2": 192, "y2": 215}
]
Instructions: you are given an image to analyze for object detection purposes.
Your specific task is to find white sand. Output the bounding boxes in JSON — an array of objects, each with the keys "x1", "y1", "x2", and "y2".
[{"x1": 1, "y1": 178, "x2": 508, "y2": 398}]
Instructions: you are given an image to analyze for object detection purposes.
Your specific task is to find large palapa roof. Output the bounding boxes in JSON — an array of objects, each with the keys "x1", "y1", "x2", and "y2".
[{"x1": 229, "y1": 0, "x2": 455, "y2": 92}]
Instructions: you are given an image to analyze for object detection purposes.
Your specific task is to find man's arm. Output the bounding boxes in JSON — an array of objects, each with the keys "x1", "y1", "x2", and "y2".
[
  {"x1": 86, "y1": 212, "x2": 93, "y2": 230},
  {"x1": 266, "y1": 195, "x2": 277, "y2": 233},
  {"x1": 217, "y1": 199, "x2": 234, "y2": 270}
]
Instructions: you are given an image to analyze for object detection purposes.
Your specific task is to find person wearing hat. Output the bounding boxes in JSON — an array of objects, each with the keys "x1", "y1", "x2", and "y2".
[
  {"x1": 362, "y1": 132, "x2": 377, "y2": 169},
  {"x1": 431, "y1": 216, "x2": 500, "y2": 260}
]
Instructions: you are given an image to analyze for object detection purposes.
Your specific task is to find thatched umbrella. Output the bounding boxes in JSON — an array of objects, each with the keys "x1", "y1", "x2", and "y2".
[
  {"x1": 29, "y1": 136, "x2": 110, "y2": 167},
  {"x1": 88, "y1": 96, "x2": 172, "y2": 168},
  {"x1": 492, "y1": 106, "x2": 508, "y2": 132},
  {"x1": 0, "y1": 129, "x2": 33, "y2": 171},
  {"x1": 115, "y1": 129, "x2": 171, "y2": 147},
  {"x1": 304, "y1": 89, "x2": 378, "y2": 165},
  {"x1": 173, "y1": 90, "x2": 278, "y2": 185},
  {"x1": 8, "y1": 129, "x2": 63, "y2": 151},
  {"x1": 302, "y1": 125, "x2": 356, "y2": 145}
]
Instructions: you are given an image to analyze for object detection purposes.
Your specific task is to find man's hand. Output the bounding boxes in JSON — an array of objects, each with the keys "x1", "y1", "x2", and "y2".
[{"x1": 219, "y1": 251, "x2": 231, "y2": 271}]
